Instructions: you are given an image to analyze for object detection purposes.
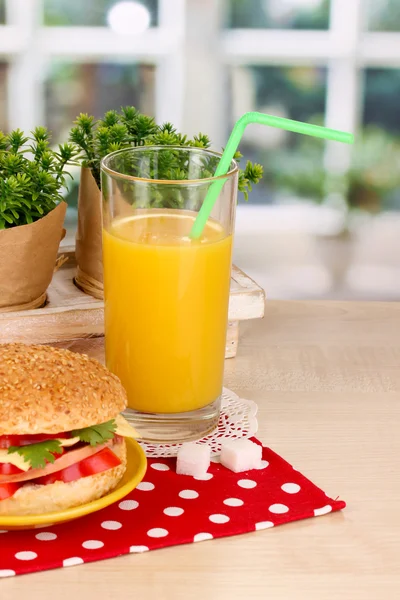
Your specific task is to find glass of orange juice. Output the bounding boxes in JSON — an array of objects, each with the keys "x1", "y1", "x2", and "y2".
[{"x1": 101, "y1": 146, "x2": 238, "y2": 442}]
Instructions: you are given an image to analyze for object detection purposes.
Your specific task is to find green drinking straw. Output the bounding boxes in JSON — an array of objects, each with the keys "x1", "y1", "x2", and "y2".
[{"x1": 189, "y1": 111, "x2": 354, "y2": 239}]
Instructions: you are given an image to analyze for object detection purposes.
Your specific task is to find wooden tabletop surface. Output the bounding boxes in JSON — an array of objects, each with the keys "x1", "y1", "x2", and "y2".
[{"x1": 5, "y1": 301, "x2": 400, "y2": 600}]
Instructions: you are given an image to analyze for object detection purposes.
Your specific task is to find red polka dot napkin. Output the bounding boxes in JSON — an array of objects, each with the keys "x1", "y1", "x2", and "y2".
[{"x1": 0, "y1": 439, "x2": 345, "y2": 578}]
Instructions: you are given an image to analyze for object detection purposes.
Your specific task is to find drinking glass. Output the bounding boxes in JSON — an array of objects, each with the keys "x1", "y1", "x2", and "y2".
[{"x1": 101, "y1": 146, "x2": 238, "y2": 442}]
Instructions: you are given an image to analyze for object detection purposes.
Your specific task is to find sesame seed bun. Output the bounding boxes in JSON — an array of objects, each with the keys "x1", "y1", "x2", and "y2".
[
  {"x1": 0, "y1": 343, "x2": 127, "y2": 435},
  {"x1": 0, "y1": 440, "x2": 127, "y2": 516}
]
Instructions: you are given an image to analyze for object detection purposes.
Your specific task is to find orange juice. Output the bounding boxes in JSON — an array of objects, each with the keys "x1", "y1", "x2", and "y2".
[{"x1": 103, "y1": 210, "x2": 233, "y2": 413}]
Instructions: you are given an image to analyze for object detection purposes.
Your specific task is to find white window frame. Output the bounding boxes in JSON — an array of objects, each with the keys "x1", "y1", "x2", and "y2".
[
  {"x1": 0, "y1": 0, "x2": 186, "y2": 133},
  {"x1": 0, "y1": 0, "x2": 400, "y2": 165}
]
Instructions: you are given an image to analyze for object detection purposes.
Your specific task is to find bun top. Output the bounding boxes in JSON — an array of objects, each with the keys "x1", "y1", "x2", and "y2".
[{"x1": 0, "y1": 344, "x2": 127, "y2": 435}]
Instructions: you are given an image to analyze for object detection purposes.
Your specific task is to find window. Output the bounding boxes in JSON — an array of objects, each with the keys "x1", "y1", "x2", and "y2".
[
  {"x1": 45, "y1": 62, "x2": 156, "y2": 142},
  {"x1": 229, "y1": 65, "x2": 327, "y2": 204},
  {"x1": 1, "y1": 0, "x2": 400, "y2": 299},
  {"x1": 366, "y1": 0, "x2": 400, "y2": 31},
  {"x1": 364, "y1": 69, "x2": 400, "y2": 134},
  {"x1": 360, "y1": 68, "x2": 400, "y2": 212}
]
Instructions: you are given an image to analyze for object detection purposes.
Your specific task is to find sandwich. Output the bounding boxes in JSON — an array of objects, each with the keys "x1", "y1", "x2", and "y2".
[{"x1": 0, "y1": 343, "x2": 139, "y2": 516}]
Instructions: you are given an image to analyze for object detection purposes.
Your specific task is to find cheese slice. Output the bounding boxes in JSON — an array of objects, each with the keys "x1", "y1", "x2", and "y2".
[
  {"x1": 59, "y1": 437, "x2": 80, "y2": 447},
  {"x1": 0, "y1": 449, "x2": 31, "y2": 472},
  {"x1": 115, "y1": 414, "x2": 141, "y2": 439}
]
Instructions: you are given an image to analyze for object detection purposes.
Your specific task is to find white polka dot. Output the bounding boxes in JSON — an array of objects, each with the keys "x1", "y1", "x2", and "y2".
[
  {"x1": 269, "y1": 503, "x2": 289, "y2": 514},
  {"x1": 150, "y1": 463, "x2": 170, "y2": 471},
  {"x1": 179, "y1": 489, "x2": 199, "y2": 499},
  {"x1": 314, "y1": 505, "x2": 332, "y2": 517},
  {"x1": 130, "y1": 545, "x2": 149, "y2": 553},
  {"x1": 119, "y1": 500, "x2": 139, "y2": 511},
  {"x1": 255, "y1": 460, "x2": 269, "y2": 470},
  {"x1": 163, "y1": 507, "x2": 184, "y2": 517},
  {"x1": 223, "y1": 498, "x2": 244, "y2": 507},
  {"x1": 193, "y1": 473, "x2": 213, "y2": 481},
  {"x1": 237, "y1": 479, "x2": 257, "y2": 489},
  {"x1": 255, "y1": 521, "x2": 274, "y2": 530},
  {"x1": 0, "y1": 570, "x2": 16, "y2": 578},
  {"x1": 0, "y1": 530, "x2": 8, "y2": 534},
  {"x1": 193, "y1": 533, "x2": 213, "y2": 542},
  {"x1": 209, "y1": 514, "x2": 230, "y2": 524},
  {"x1": 137, "y1": 482, "x2": 155, "y2": 491},
  {"x1": 35, "y1": 532, "x2": 57, "y2": 541},
  {"x1": 15, "y1": 551, "x2": 37, "y2": 561},
  {"x1": 101, "y1": 520, "x2": 122, "y2": 530},
  {"x1": 147, "y1": 528, "x2": 169, "y2": 538},
  {"x1": 82, "y1": 540, "x2": 104, "y2": 550},
  {"x1": 281, "y1": 483, "x2": 301, "y2": 494},
  {"x1": 63, "y1": 557, "x2": 84, "y2": 567}
]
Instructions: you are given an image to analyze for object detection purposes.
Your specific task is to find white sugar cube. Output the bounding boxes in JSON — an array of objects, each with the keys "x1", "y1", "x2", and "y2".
[
  {"x1": 220, "y1": 439, "x2": 262, "y2": 473},
  {"x1": 176, "y1": 443, "x2": 211, "y2": 477}
]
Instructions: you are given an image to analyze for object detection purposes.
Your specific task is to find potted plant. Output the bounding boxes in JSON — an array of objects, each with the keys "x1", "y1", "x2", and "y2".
[
  {"x1": 69, "y1": 107, "x2": 263, "y2": 298},
  {"x1": 0, "y1": 127, "x2": 79, "y2": 312}
]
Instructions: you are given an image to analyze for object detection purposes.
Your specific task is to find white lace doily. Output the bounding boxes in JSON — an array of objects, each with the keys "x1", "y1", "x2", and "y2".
[{"x1": 139, "y1": 387, "x2": 258, "y2": 458}]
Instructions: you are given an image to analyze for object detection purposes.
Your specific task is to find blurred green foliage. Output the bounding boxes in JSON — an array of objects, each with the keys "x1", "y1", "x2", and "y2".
[
  {"x1": 270, "y1": 127, "x2": 400, "y2": 213},
  {"x1": 227, "y1": 0, "x2": 400, "y2": 31},
  {"x1": 364, "y1": 69, "x2": 400, "y2": 133},
  {"x1": 227, "y1": 0, "x2": 330, "y2": 29},
  {"x1": 368, "y1": 0, "x2": 400, "y2": 31},
  {"x1": 251, "y1": 65, "x2": 326, "y2": 127}
]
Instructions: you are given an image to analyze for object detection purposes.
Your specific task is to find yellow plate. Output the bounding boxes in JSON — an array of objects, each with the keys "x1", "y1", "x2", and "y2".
[{"x1": 0, "y1": 438, "x2": 147, "y2": 531}]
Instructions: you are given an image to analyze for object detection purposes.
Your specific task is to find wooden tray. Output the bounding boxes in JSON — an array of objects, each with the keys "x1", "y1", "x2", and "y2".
[{"x1": 0, "y1": 247, "x2": 265, "y2": 358}]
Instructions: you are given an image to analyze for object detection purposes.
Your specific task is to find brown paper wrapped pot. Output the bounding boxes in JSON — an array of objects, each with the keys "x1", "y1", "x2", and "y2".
[
  {"x1": 74, "y1": 166, "x2": 134, "y2": 300},
  {"x1": 74, "y1": 166, "x2": 104, "y2": 299},
  {"x1": 0, "y1": 201, "x2": 67, "y2": 312}
]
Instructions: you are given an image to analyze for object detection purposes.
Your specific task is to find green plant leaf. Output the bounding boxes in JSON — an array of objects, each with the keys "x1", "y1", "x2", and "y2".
[
  {"x1": 71, "y1": 420, "x2": 117, "y2": 446},
  {"x1": 8, "y1": 440, "x2": 63, "y2": 469},
  {"x1": 0, "y1": 126, "x2": 78, "y2": 228}
]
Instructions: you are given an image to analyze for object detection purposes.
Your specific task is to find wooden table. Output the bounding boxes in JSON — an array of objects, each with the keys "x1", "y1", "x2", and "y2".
[{"x1": 6, "y1": 301, "x2": 400, "y2": 599}]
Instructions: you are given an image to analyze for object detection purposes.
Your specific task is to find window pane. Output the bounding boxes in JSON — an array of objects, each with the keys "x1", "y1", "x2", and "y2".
[
  {"x1": 0, "y1": 0, "x2": 5, "y2": 23},
  {"x1": 364, "y1": 68, "x2": 400, "y2": 134},
  {"x1": 45, "y1": 61, "x2": 155, "y2": 233},
  {"x1": 361, "y1": 68, "x2": 400, "y2": 212},
  {"x1": 43, "y1": 0, "x2": 158, "y2": 27},
  {"x1": 0, "y1": 62, "x2": 7, "y2": 131},
  {"x1": 44, "y1": 61, "x2": 155, "y2": 143},
  {"x1": 366, "y1": 0, "x2": 400, "y2": 31},
  {"x1": 225, "y1": 0, "x2": 330, "y2": 30},
  {"x1": 229, "y1": 65, "x2": 327, "y2": 204}
]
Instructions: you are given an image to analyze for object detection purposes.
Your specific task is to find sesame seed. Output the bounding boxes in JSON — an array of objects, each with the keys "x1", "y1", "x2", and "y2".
[{"x1": 0, "y1": 343, "x2": 127, "y2": 435}]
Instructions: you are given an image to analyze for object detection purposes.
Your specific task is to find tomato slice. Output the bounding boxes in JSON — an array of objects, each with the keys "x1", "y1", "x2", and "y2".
[
  {"x1": 0, "y1": 432, "x2": 69, "y2": 449},
  {"x1": 0, "y1": 481, "x2": 20, "y2": 501},
  {"x1": 0, "y1": 463, "x2": 24, "y2": 476},
  {"x1": 35, "y1": 448, "x2": 121, "y2": 486}
]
